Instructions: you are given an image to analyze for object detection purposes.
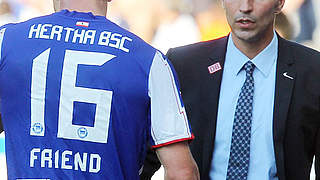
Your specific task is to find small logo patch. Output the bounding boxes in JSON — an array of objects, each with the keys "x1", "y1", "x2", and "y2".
[
  {"x1": 208, "y1": 62, "x2": 222, "y2": 74},
  {"x1": 283, "y1": 72, "x2": 294, "y2": 80},
  {"x1": 32, "y1": 123, "x2": 43, "y2": 134},
  {"x1": 77, "y1": 127, "x2": 88, "y2": 138}
]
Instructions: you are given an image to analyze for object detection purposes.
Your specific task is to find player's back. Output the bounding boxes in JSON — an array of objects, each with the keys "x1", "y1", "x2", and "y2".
[{"x1": 0, "y1": 10, "x2": 156, "y2": 180}]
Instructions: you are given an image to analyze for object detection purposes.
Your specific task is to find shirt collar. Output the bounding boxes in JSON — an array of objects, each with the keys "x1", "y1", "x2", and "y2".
[
  {"x1": 226, "y1": 32, "x2": 278, "y2": 77},
  {"x1": 56, "y1": 9, "x2": 107, "y2": 21}
]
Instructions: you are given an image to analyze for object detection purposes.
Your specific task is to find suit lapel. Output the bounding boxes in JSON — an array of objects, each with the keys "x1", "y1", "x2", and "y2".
[
  {"x1": 200, "y1": 37, "x2": 228, "y2": 178},
  {"x1": 273, "y1": 37, "x2": 296, "y2": 180}
]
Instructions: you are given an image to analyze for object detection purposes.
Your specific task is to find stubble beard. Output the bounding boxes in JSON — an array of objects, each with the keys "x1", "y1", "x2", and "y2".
[{"x1": 233, "y1": 21, "x2": 274, "y2": 45}]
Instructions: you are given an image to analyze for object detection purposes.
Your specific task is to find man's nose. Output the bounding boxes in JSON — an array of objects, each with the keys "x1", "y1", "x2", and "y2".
[{"x1": 239, "y1": 0, "x2": 253, "y2": 13}]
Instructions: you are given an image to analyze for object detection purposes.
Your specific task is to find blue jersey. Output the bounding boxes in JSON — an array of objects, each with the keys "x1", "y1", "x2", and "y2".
[{"x1": 0, "y1": 10, "x2": 193, "y2": 180}]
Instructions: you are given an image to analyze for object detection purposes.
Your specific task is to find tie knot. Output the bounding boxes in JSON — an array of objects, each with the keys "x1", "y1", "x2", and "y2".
[{"x1": 243, "y1": 61, "x2": 255, "y2": 75}]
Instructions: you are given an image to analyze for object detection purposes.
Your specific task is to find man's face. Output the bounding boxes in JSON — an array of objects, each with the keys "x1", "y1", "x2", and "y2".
[{"x1": 222, "y1": 0, "x2": 284, "y2": 43}]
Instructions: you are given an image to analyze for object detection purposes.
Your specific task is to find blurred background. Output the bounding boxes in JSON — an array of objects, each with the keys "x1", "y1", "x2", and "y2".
[{"x1": 0, "y1": 0, "x2": 319, "y2": 179}]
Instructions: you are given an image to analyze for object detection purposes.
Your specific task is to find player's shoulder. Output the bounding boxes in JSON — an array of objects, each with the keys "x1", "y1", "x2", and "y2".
[
  {"x1": 0, "y1": 22, "x2": 19, "y2": 51},
  {"x1": 0, "y1": 22, "x2": 15, "y2": 30},
  {"x1": 0, "y1": 20, "x2": 22, "y2": 35},
  {"x1": 106, "y1": 19, "x2": 160, "y2": 62},
  {"x1": 0, "y1": 13, "x2": 54, "y2": 32},
  {"x1": 108, "y1": 20, "x2": 156, "y2": 52}
]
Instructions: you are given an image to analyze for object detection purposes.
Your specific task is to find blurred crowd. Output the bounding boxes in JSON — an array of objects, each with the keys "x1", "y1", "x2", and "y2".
[
  {"x1": 0, "y1": 0, "x2": 319, "y2": 52},
  {"x1": 0, "y1": 0, "x2": 318, "y2": 179}
]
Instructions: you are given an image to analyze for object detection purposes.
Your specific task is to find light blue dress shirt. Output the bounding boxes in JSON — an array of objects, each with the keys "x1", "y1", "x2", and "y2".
[{"x1": 210, "y1": 32, "x2": 279, "y2": 180}]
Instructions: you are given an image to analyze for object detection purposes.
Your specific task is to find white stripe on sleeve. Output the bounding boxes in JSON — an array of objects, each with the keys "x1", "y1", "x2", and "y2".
[{"x1": 148, "y1": 51, "x2": 192, "y2": 147}]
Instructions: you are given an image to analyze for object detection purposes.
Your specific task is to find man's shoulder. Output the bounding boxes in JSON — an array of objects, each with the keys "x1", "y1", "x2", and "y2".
[
  {"x1": 166, "y1": 36, "x2": 228, "y2": 71},
  {"x1": 167, "y1": 36, "x2": 228, "y2": 58},
  {"x1": 279, "y1": 38, "x2": 320, "y2": 74},
  {"x1": 280, "y1": 38, "x2": 320, "y2": 59}
]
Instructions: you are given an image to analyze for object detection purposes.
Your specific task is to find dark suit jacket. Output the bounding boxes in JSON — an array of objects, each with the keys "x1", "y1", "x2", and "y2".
[{"x1": 140, "y1": 35, "x2": 320, "y2": 180}]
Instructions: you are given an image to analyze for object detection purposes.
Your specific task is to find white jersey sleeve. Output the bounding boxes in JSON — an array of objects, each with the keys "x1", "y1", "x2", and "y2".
[
  {"x1": 148, "y1": 51, "x2": 193, "y2": 148},
  {"x1": 0, "y1": 28, "x2": 6, "y2": 61}
]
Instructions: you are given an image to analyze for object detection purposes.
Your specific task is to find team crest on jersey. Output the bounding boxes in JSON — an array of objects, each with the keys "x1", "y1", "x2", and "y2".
[
  {"x1": 32, "y1": 123, "x2": 44, "y2": 134},
  {"x1": 77, "y1": 127, "x2": 88, "y2": 138}
]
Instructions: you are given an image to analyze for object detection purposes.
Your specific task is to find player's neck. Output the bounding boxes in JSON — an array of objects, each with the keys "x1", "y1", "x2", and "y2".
[{"x1": 60, "y1": 0, "x2": 108, "y2": 17}]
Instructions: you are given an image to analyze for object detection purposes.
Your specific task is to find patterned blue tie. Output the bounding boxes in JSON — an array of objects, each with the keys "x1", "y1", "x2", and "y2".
[{"x1": 226, "y1": 61, "x2": 255, "y2": 180}]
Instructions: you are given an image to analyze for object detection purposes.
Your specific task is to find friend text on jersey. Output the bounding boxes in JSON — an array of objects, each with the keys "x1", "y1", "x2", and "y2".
[
  {"x1": 30, "y1": 148, "x2": 101, "y2": 173},
  {"x1": 28, "y1": 24, "x2": 132, "y2": 53}
]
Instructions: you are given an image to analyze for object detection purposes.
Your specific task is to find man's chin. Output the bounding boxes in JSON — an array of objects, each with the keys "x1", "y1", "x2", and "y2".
[{"x1": 233, "y1": 30, "x2": 260, "y2": 43}]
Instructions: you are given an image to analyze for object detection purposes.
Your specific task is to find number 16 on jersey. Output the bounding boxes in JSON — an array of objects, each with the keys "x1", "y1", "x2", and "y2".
[{"x1": 30, "y1": 48, "x2": 115, "y2": 143}]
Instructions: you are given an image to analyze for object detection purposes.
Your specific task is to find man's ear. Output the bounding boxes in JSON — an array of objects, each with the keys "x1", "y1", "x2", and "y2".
[{"x1": 274, "y1": 0, "x2": 285, "y2": 14}]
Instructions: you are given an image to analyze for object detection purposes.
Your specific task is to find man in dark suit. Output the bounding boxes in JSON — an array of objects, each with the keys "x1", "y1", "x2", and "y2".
[{"x1": 141, "y1": 0, "x2": 320, "y2": 179}]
